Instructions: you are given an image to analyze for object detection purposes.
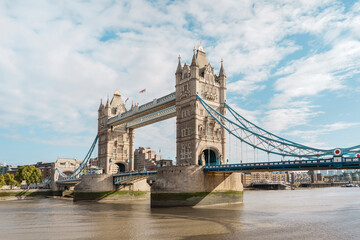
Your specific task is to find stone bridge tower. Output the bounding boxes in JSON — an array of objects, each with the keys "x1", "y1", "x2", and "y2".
[
  {"x1": 98, "y1": 91, "x2": 135, "y2": 174},
  {"x1": 175, "y1": 44, "x2": 227, "y2": 166}
]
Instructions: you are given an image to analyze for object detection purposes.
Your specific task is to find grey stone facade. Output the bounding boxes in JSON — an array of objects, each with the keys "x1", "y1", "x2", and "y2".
[
  {"x1": 97, "y1": 44, "x2": 227, "y2": 173},
  {"x1": 98, "y1": 91, "x2": 135, "y2": 174},
  {"x1": 175, "y1": 44, "x2": 227, "y2": 166}
]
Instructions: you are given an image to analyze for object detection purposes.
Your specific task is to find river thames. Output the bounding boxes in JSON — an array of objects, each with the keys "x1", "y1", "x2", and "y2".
[{"x1": 1, "y1": 187, "x2": 359, "y2": 240}]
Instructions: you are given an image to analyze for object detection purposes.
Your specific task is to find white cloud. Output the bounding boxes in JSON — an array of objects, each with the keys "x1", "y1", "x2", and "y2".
[
  {"x1": 287, "y1": 122, "x2": 360, "y2": 147},
  {"x1": 0, "y1": 0, "x2": 359, "y2": 163},
  {"x1": 262, "y1": 104, "x2": 321, "y2": 133},
  {"x1": 270, "y1": 39, "x2": 360, "y2": 108}
]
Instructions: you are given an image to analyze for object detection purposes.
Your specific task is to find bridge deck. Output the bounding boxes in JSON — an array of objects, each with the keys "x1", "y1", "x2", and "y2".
[
  {"x1": 204, "y1": 157, "x2": 360, "y2": 172},
  {"x1": 107, "y1": 92, "x2": 176, "y2": 127},
  {"x1": 56, "y1": 178, "x2": 81, "y2": 184},
  {"x1": 113, "y1": 171, "x2": 157, "y2": 185}
]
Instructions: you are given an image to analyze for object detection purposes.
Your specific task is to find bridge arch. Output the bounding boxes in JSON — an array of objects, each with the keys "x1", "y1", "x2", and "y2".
[
  {"x1": 199, "y1": 147, "x2": 220, "y2": 166},
  {"x1": 110, "y1": 162, "x2": 127, "y2": 173}
]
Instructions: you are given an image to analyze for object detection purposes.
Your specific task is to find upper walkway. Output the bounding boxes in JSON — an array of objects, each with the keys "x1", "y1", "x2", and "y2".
[{"x1": 107, "y1": 92, "x2": 176, "y2": 128}]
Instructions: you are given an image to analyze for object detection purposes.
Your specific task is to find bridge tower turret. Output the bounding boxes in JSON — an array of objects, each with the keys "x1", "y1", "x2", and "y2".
[
  {"x1": 98, "y1": 91, "x2": 135, "y2": 174},
  {"x1": 175, "y1": 43, "x2": 227, "y2": 166}
]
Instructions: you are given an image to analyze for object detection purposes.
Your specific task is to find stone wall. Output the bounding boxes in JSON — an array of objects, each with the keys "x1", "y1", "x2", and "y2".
[
  {"x1": 74, "y1": 174, "x2": 115, "y2": 192},
  {"x1": 151, "y1": 166, "x2": 243, "y2": 207},
  {"x1": 73, "y1": 174, "x2": 151, "y2": 201}
]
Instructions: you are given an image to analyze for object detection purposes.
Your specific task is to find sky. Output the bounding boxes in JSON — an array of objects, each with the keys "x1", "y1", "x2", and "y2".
[{"x1": 0, "y1": 0, "x2": 360, "y2": 165}]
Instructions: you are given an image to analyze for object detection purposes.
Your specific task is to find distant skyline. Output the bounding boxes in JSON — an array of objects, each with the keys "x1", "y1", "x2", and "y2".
[{"x1": 1, "y1": 0, "x2": 360, "y2": 165}]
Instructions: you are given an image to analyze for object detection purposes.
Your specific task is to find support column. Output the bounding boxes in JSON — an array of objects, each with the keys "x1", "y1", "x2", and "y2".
[
  {"x1": 129, "y1": 128, "x2": 135, "y2": 171},
  {"x1": 151, "y1": 166, "x2": 243, "y2": 207}
]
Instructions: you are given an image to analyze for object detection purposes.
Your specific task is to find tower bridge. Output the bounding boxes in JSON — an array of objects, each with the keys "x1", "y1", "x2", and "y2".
[{"x1": 55, "y1": 43, "x2": 360, "y2": 207}]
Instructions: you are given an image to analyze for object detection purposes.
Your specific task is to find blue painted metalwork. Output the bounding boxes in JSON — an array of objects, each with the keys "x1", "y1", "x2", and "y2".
[
  {"x1": 113, "y1": 171, "x2": 157, "y2": 185},
  {"x1": 56, "y1": 135, "x2": 98, "y2": 180},
  {"x1": 56, "y1": 178, "x2": 81, "y2": 184},
  {"x1": 197, "y1": 94, "x2": 360, "y2": 159},
  {"x1": 204, "y1": 157, "x2": 360, "y2": 172}
]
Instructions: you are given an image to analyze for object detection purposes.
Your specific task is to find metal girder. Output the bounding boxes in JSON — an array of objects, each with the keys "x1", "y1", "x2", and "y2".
[
  {"x1": 108, "y1": 92, "x2": 176, "y2": 127},
  {"x1": 126, "y1": 105, "x2": 176, "y2": 129},
  {"x1": 204, "y1": 157, "x2": 360, "y2": 172},
  {"x1": 197, "y1": 94, "x2": 360, "y2": 159}
]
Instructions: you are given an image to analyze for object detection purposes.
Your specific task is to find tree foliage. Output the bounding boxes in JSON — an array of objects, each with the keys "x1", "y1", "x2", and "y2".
[
  {"x1": 4, "y1": 173, "x2": 20, "y2": 187},
  {"x1": 0, "y1": 174, "x2": 5, "y2": 188},
  {"x1": 15, "y1": 165, "x2": 43, "y2": 187}
]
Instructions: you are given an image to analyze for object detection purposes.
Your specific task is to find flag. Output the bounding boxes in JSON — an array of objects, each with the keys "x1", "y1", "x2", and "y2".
[
  {"x1": 125, "y1": 97, "x2": 129, "y2": 103},
  {"x1": 139, "y1": 89, "x2": 146, "y2": 93}
]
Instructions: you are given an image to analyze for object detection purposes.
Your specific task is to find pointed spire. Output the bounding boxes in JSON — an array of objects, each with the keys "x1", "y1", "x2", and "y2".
[
  {"x1": 114, "y1": 89, "x2": 121, "y2": 96},
  {"x1": 219, "y1": 58, "x2": 226, "y2": 77},
  {"x1": 198, "y1": 40, "x2": 205, "y2": 53},
  {"x1": 176, "y1": 55, "x2": 182, "y2": 74},
  {"x1": 98, "y1": 99, "x2": 104, "y2": 110},
  {"x1": 106, "y1": 95, "x2": 110, "y2": 107},
  {"x1": 191, "y1": 47, "x2": 198, "y2": 67}
]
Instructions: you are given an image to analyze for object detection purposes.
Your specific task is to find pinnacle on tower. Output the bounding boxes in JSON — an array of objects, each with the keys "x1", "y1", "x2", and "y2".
[
  {"x1": 219, "y1": 58, "x2": 226, "y2": 77},
  {"x1": 98, "y1": 99, "x2": 104, "y2": 110},
  {"x1": 106, "y1": 95, "x2": 110, "y2": 107},
  {"x1": 191, "y1": 47, "x2": 198, "y2": 67},
  {"x1": 198, "y1": 40, "x2": 205, "y2": 53},
  {"x1": 195, "y1": 41, "x2": 209, "y2": 68},
  {"x1": 176, "y1": 55, "x2": 182, "y2": 74},
  {"x1": 114, "y1": 89, "x2": 121, "y2": 96}
]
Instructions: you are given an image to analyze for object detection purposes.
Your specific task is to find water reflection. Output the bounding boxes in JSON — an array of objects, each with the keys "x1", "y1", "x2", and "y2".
[{"x1": 1, "y1": 188, "x2": 360, "y2": 239}]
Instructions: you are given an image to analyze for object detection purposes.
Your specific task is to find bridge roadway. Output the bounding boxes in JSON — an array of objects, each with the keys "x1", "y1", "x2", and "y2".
[
  {"x1": 56, "y1": 157, "x2": 360, "y2": 184},
  {"x1": 204, "y1": 157, "x2": 360, "y2": 172}
]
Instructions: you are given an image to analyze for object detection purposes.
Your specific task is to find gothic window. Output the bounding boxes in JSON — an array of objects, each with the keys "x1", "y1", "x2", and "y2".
[
  {"x1": 187, "y1": 143, "x2": 192, "y2": 156},
  {"x1": 182, "y1": 108, "x2": 191, "y2": 118},
  {"x1": 184, "y1": 84, "x2": 188, "y2": 92},
  {"x1": 181, "y1": 144, "x2": 185, "y2": 159},
  {"x1": 182, "y1": 128, "x2": 191, "y2": 137}
]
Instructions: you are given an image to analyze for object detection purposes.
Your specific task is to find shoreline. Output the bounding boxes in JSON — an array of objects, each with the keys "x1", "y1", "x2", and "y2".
[{"x1": 0, "y1": 189, "x2": 61, "y2": 201}]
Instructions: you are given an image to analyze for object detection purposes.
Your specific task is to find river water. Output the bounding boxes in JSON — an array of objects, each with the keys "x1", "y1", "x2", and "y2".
[{"x1": 1, "y1": 187, "x2": 360, "y2": 240}]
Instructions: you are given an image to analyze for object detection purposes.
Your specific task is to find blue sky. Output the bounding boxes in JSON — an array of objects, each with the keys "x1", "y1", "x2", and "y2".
[{"x1": 0, "y1": 0, "x2": 360, "y2": 165}]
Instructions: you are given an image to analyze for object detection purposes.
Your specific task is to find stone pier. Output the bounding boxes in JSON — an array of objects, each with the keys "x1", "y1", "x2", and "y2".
[
  {"x1": 151, "y1": 166, "x2": 243, "y2": 207},
  {"x1": 74, "y1": 174, "x2": 151, "y2": 201}
]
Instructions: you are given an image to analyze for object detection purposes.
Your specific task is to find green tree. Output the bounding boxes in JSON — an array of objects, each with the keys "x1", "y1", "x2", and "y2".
[
  {"x1": 4, "y1": 173, "x2": 20, "y2": 189},
  {"x1": 15, "y1": 165, "x2": 43, "y2": 188},
  {"x1": 0, "y1": 174, "x2": 5, "y2": 188}
]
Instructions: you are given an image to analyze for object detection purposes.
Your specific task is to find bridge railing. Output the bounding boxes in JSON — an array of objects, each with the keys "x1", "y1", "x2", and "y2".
[
  {"x1": 204, "y1": 157, "x2": 360, "y2": 172},
  {"x1": 113, "y1": 171, "x2": 157, "y2": 185}
]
